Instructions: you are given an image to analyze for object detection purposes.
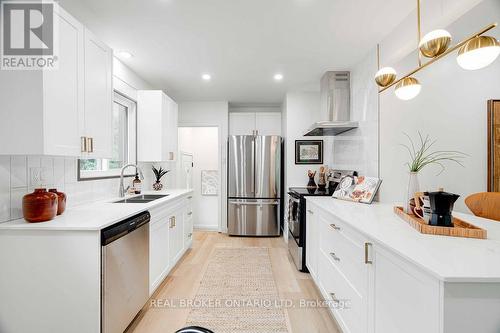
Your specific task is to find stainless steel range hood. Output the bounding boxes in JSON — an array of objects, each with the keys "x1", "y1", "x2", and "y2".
[{"x1": 304, "y1": 71, "x2": 358, "y2": 136}]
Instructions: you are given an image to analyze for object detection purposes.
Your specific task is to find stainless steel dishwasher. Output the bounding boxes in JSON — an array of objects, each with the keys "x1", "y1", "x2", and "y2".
[{"x1": 101, "y1": 211, "x2": 150, "y2": 333}]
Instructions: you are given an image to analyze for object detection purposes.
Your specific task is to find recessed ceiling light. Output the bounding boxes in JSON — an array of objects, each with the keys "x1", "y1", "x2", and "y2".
[
  {"x1": 202, "y1": 74, "x2": 211, "y2": 81},
  {"x1": 273, "y1": 73, "x2": 283, "y2": 81},
  {"x1": 117, "y1": 51, "x2": 133, "y2": 59}
]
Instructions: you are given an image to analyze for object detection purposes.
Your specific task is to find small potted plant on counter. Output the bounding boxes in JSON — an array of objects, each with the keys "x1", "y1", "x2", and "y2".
[
  {"x1": 401, "y1": 132, "x2": 467, "y2": 213},
  {"x1": 152, "y1": 165, "x2": 170, "y2": 191}
]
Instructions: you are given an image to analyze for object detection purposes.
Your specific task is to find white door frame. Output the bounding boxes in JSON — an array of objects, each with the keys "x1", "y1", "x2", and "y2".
[{"x1": 177, "y1": 124, "x2": 225, "y2": 233}]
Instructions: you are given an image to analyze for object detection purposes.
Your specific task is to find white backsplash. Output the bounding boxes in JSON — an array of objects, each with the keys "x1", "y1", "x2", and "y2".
[
  {"x1": 332, "y1": 47, "x2": 379, "y2": 177},
  {"x1": 0, "y1": 156, "x2": 175, "y2": 223}
]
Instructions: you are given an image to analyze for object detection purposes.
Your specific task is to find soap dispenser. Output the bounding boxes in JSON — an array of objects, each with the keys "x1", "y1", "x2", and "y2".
[{"x1": 133, "y1": 173, "x2": 142, "y2": 194}]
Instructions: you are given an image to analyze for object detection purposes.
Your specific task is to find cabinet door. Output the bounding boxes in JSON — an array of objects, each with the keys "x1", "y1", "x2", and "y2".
[
  {"x1": 168, "y1": 211, "x2": 184, "y2": 265},
  {"x1": 43, "y1": 8, "x2": 84, "y2": 156},
  {"x1": 229, "y1": 112, "x2": 256, "y2": 135},
  {"x1": 255, "y1": 112, "x2": 282, "y2": 136},
  {"x1": 305, "y1": 205, "x2": 317, "y2": 278},
  {"x1": 372, "y1": 245, "x2": 440, "y2": 333},
  {"x1": 83, "y1": 28, "x2": 112, "y2": 158},
  {"x1": 166, "y1": 98, "x2": 178, "y2": 161},
  {"x1": 150, "y1": 218, "x2": 170, "y2": 294}
]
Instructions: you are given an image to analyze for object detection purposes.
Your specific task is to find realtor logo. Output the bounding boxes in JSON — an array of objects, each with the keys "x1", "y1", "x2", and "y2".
[{"x1": 1, "y1": 1, "x2": 59, "y2": 70}]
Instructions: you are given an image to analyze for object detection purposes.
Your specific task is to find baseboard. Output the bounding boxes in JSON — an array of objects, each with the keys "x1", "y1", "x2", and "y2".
[{"x1": 194, "y1": 224, "x2": 219, "y2": 231}]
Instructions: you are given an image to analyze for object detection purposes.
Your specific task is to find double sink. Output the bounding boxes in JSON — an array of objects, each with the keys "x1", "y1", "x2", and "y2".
[{"x1": 113, "y1": 194, "x2": 168, "y2": 204}]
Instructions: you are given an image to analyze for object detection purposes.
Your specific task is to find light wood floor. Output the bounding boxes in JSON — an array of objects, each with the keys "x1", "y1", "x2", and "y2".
[{"x1": 128, "y1": 231, "x2": 341, "y2": 333}]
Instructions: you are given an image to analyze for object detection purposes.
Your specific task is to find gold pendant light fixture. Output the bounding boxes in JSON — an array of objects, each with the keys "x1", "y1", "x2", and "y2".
[{"x1": 375, "y1": 0, "x2": 500, "y2": 100}]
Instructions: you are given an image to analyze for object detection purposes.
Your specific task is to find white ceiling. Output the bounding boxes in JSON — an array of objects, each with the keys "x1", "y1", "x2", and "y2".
[{"x1": 61, "y1": 0, "x2": 417, "y2": 104}]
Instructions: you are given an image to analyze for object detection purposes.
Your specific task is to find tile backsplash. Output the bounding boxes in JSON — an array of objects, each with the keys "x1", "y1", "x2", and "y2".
[{"x1": 0, "y1": 156, "x2": 136, "y2": 223}]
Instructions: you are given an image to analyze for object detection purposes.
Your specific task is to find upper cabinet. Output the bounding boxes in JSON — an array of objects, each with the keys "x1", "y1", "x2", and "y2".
[
  {"x1": 82, "y1": 29, "x2": 113, "y2": 158},
  {"x1": 0, "y1": 7, "x2": 113, "y2": 158},
  {"x1": 229, "y1": 112, "x2": 281, "y2": 136},
  {"x1": 137, "y1": 90, "x2": 178, "y2": 162}
]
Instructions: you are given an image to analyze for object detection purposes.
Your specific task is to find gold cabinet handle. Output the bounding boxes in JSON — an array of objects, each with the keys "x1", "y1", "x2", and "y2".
[
  {"x1": 330, "y1": 223, "x2": 341, "y2": 231},
  {"x1": 86, "y1": 137, "x2": 94, "y2": 153},
  {"x1": 364, "y1": 242, "x2": 373, "y2": 264},
  {"x1": 169, "y1": 152, "x2": 174, "y2": 160},
  {"x1": 81, "y1": 136, "x2": 87, "y2": 152}
]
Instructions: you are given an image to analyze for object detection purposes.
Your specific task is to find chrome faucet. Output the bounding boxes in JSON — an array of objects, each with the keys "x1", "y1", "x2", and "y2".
[{"x1": 119, "y1": 164, "x2": 144, "y2": 197}]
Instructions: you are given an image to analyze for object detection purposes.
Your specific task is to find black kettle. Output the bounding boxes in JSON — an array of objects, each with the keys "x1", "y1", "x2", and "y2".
[{"x1": 427, "y1": 190, "x2": 460, "y2": 227}]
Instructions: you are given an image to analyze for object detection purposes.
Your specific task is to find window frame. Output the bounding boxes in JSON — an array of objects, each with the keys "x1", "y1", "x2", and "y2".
[{"x1": 77, "y1": 91, "x2": 138, "y2": 181}]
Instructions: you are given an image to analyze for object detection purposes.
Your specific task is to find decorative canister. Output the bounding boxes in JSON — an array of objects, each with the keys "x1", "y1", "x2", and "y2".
[
  {"x1": 49, "y1": 189, "x2": 67, "y2": 215},
  {"x1": 22, "y1": 188, "x2": 58, "y2": 223},
  {"x1": 153, "y1": 181, "x2": 163, "y2": 191}
]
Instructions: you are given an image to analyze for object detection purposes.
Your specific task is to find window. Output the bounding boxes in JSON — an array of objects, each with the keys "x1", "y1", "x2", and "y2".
[{"x1": 78, "y1": 92, "x2": 137, "y2": 180}]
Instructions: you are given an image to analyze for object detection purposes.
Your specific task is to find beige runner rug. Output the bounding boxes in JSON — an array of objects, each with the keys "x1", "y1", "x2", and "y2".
[{"x1": 185, "y1": 247, "x2": 289, "y2": 333}]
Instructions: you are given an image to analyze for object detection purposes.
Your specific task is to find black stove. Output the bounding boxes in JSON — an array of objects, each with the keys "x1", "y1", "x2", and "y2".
[
  {"x1": 287, "y1": 170, "x2": 357, "y2": 272},
  {"x1": 289, "y1": 187, "x2": 335, "y2": 197}
]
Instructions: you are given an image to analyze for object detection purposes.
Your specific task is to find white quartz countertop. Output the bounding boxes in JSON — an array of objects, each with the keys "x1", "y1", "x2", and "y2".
[
  {"x1": 306, "y1": 197, "x2": 500, "y2": 283},
  {"x1": 0, "y1": 189, "x2": 193, "y2": 231}
]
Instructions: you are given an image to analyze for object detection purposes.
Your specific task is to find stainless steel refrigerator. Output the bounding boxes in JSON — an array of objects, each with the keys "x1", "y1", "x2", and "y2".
[{"x1": 227, "y1": 135, "x2": 281, "y2": 236}]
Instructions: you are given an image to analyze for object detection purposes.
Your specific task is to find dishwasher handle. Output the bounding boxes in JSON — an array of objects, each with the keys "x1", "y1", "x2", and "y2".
[{"x1": 101, "y1": 211, "x2": 150, "y2": 246}]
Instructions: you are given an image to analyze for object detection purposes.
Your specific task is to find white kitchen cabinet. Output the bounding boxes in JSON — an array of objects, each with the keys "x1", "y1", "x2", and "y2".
[
  {"x1": 371, "y1": 245, "x2": 440, "y2": 333},
  {"x1": 137, "y1": 91, "x2": 178, "y2": 162},
  {"x1": 255, "y1": 112, "x2": 282, "y2": 135},
  {"x1": 305, "y1": 197, "x2": 500, "y2": 333},
  {"x1": 0, "y1": 8, "x2": 84, "y2": 156},
  {"x1": 149, "y1": 193, "x2": 193, "y2": 295},
  {"x1": 229, "y1": 112, "x2": 281, "y2": 136},
  {"x1": 229, "y1": 112, "x2": 256, "y2": 135},
  {"x1": 150, "y1": 214, "x2": 170, "y2": 294},
  {"x1": 82, "y1": 28, "x2": 113, "y2": 158},
  {"x1": 0, "y1": 8, "x2": 113, "y2": 157},
  {"x1": 184, "y1": 195, "x2": 194, "y2": 248},
  {"x1": 169, "y1": 207, "x2": 184, "y2": 264},
  {"x1": 316, "y1": 209, "x2": 369, "y2": 333}
]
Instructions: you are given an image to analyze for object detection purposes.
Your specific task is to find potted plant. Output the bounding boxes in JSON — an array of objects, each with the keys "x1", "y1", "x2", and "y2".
[
  {"x1": 152, "y1": 165, "x2": 170, "y2": 191},
  {"x1": 401, "y1": 132, "x2": 466, "y2": 213}
]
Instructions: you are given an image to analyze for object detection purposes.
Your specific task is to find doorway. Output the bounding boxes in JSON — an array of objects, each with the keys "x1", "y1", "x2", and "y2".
[{"x1": 178, "y1": 127, "x2": 220, "y2": 231}]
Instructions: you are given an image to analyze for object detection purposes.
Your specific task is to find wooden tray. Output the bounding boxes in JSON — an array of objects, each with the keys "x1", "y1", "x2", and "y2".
[{"x1": 394, "y1": 207, "x2": 487, "y2": 239}]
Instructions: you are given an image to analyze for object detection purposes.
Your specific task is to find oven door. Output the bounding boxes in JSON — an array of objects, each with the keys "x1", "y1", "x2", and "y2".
[{"x1": 288, "y1": 194, "x2": 301, "y2": 244}]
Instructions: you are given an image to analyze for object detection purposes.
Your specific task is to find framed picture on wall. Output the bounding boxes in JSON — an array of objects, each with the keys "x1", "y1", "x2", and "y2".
[
  {"x1": 201, "y1": 170, "x2": 218, "y2": 196},
  {"x1": 295, "y1": 140, "x2": 323, "y2": 164}
]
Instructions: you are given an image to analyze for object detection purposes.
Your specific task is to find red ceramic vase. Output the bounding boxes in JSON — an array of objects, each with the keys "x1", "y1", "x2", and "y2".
[
  {"x1": 22, "y1": 188, "x2": 58, "y2": 223},
  {"x1": 49, "y1": 189, "x2": 67, "y2": 215}
]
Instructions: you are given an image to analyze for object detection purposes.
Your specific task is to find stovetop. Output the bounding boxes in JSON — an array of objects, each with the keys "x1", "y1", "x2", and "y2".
[{"x1": 289, "y1": 187, "x2": 335, "y2": 197}]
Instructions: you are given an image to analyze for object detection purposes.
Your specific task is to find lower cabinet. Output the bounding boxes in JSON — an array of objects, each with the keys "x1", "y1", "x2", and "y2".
[
  {"x1": 306, "y1": 201, "x2": 441, "y2": 333},
  {"x1": 149, "y1": 194, "x2": 193, "y2": 295},
  {"x1": 150, "y1": 214, "x2": 171, "y2": 293},
  {"x1": 168, "y1": 207, "x2": 184, "y2": 265}
]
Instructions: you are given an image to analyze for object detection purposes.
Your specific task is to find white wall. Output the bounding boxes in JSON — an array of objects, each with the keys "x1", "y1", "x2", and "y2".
[
  {"x1": 178, "y1": 127, "x2": 219, "y2": 230},
  {"x1": 379, "y1": 0, "x2": 500, "y2": 212},
  {"x1": 333, "y1": 51, "x2": 379, "y2": 177},
  {"x1": 178, "y1": 102, "x2": 229, "y2": 232},
  {"x1": 283, "y1": 92, "x2": 323, "y2": 190},
  {"x1": 0, "y1": 58, "x2": 156, "y2": 223}
]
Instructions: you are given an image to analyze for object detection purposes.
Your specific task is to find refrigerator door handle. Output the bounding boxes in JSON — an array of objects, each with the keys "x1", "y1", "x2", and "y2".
[
  {"x1": 228, "y1": 200, "x2": 279, "y2": 205},
  {"x1": 251, "y1": 137, "x2": 255, "y2": 194}
]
